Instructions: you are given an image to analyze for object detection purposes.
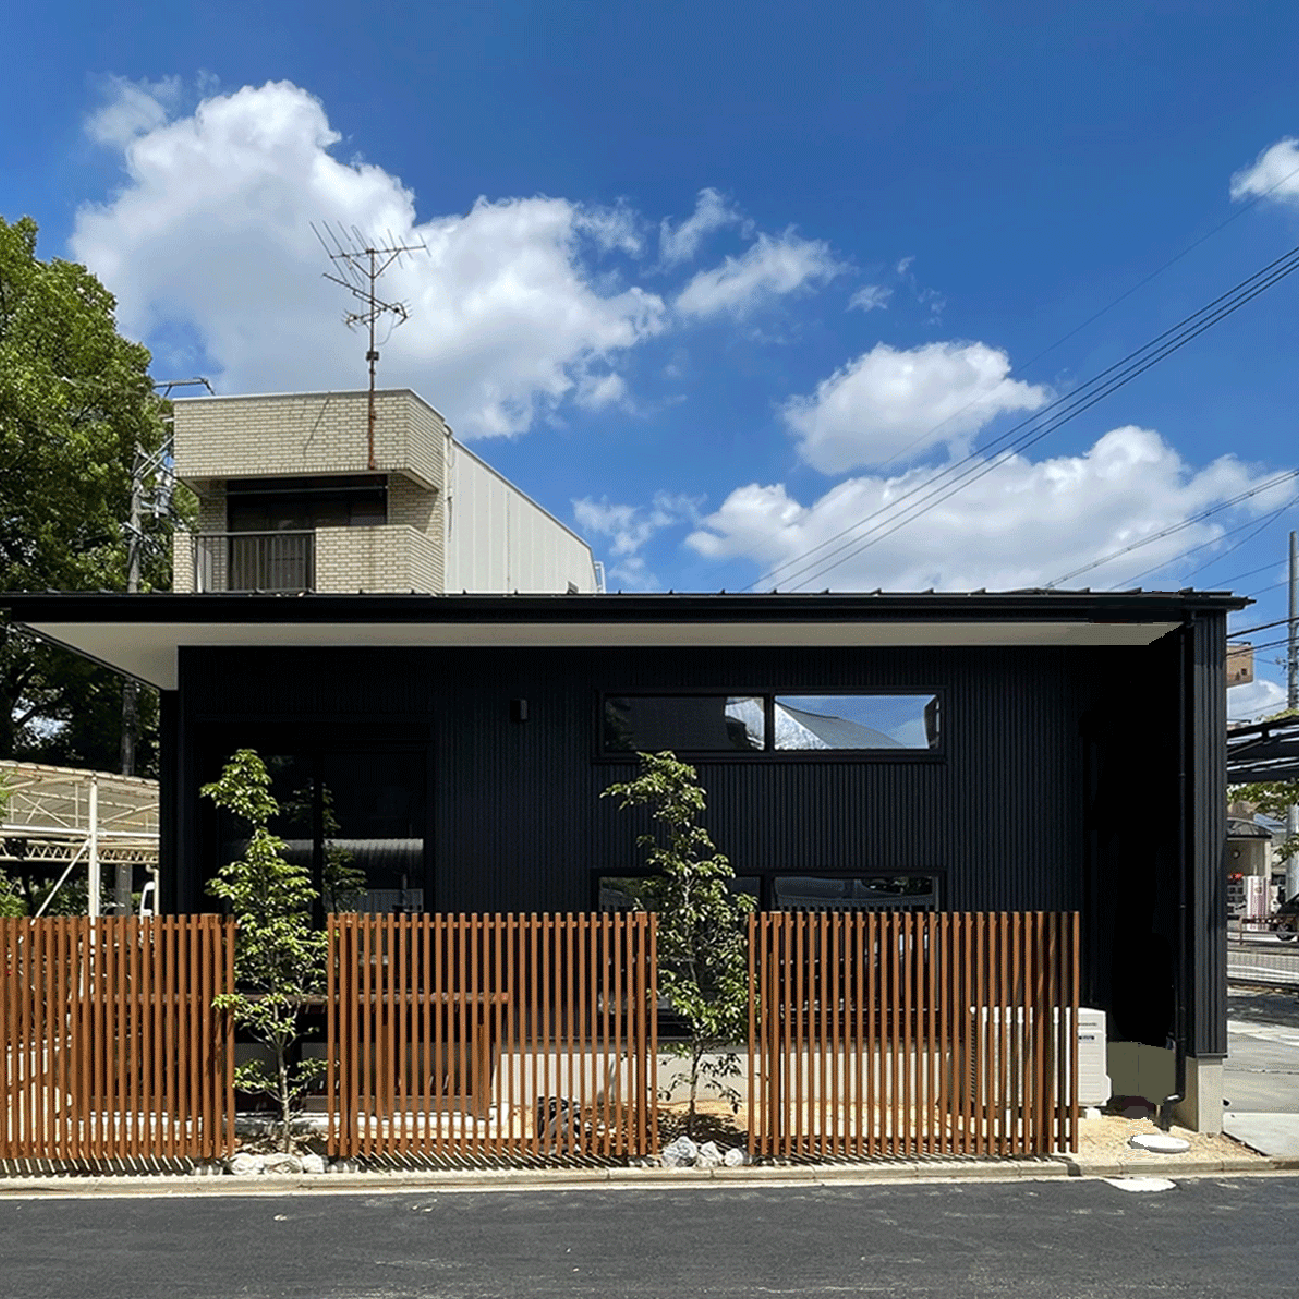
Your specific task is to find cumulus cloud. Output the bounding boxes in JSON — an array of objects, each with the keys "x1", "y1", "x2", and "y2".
[
  {"x1": 675, "y1": 231, "x2": 844, "y2": 319},
  {"x1": 73, "y1": 80, "x2": 665, "y2": 437},
  {"x1": 781, "y1": 340, "x2": 1049, "y2": 474},
  {"x1": 572, "y1": 491, "x2": 702, "y2": 588},
  {"x1": 1230, "y1": 137, "x2": 1299, "y2": 205},
  {"x1": 659, "y1": 187, "x2": 742, "y2": 265},
  {"x1": 85, "y1": 75, "x2": 183, "y2": 145},
  {"x1": 1228, "y1": 676, "x2": 1288, "y2": 725},
  {"x1": 688, "y1": 426, "x2": 1286, "y2": 592}
]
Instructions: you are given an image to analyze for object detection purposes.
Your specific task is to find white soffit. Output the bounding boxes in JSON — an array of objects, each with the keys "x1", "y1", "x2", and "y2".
[{"x1": 22, "y1": 619, "x2": 1181, "y2": 691}]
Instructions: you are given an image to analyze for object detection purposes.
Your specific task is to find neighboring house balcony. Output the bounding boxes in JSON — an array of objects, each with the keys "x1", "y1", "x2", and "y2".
[{"x1": 173, "y1": 524, "x2": 441, "y2": 595}]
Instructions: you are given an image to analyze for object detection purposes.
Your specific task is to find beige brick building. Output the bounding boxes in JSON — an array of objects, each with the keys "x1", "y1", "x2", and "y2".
[{"x1": 170, "y1": 389, "x2": 600, "y2": 595}]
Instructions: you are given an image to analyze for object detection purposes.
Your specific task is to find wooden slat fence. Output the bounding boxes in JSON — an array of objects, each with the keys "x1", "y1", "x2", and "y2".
[
  {"x1": 748, "y1": 911, "x2": 1080, "y2": 1160},
  {"x1": 327, "y1": 913, "x2": 658, "y2": 1161},
  {"x1": 1, "y1": 916, "x2": 235, "y2": 1165}
]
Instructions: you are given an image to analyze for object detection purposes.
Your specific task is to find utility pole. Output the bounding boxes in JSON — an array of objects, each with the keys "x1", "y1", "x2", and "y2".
[
  {"x1": 1289, "y1": 531, "x2": 1299, "y2": 904},
  {"x1": 313, "y1": 222, "x2": 426, "y2": 469}
]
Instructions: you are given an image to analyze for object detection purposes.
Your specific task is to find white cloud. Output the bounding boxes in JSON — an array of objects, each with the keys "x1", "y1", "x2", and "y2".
[
  {"x1": 575, "y1": 371, "x2": 628, "y2": 410},
  {"x1": 688, "y1": 426, "x2": 1286, "y2": 592},
  {"x1": 782, "y1": 340, "x2": 1050, "y2": 474},
  {"x1": 572, "y1": 491, "x2": 702, "y2": 588},
  {"x1": 848, "y1": 284, "x2": 891, "y2": 312},
  {"x1": 1230, "y1": 137, "x2": 1299, "y2": 205},
  {"x1": 1228, "y1": 676, "x2": 1288, "y2": 725},
  {"x1": 73, "y1": 80, "x2": 666, "y2": 437},
  {"x1": 658, "y1": 187, "x2": 741, "y2": 265},
  {"x1": 675, "y1": 231, "x2": 844, "y2": 319},
  {"x1": 86, "y1": 75, "x2": 183, "y2": 145}
]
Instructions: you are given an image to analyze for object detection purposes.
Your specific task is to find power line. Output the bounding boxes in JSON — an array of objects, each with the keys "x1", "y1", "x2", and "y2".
[
  {"x1": 775, "y1": 246, "x2": 1299, "y2": 591},
  {"x1": 1106, "y1": 492, "x2": 1299, "y2": 591},
  {"x1": 1050, "y1": 469, "x2": 1299, "y2": 589},
  {"x1": 1214, "y1": 561, "x2": 1286, "y2": 589},
  {"x1": 755, "y1": 240, "x2": 1299, "y2": 592},
  {"x1": 1229, "y1": 616, "x2": 1299, "y2": 640},
  {"x1": 804, "y1": 156, "x2": 1299, "y2": 490}
]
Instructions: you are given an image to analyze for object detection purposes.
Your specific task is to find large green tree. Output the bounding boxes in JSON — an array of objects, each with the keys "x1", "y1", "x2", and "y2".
[{"x1": 0, "y1": 215, "x2": 176, "y2": 771}]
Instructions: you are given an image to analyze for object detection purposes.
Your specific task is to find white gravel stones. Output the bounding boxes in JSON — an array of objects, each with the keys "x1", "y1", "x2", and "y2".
[
  {"x1": 695, "y1": 1141, "x2": 723, "y2": 1168},
  {"x1": 661, "y1": 1136, "x2": 698, "y2": 1168}
]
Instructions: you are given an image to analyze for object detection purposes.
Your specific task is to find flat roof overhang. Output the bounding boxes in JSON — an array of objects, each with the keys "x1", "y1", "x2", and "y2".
[{"x1": 1, "y1": 590, "x2": 1249, "y2": 692}]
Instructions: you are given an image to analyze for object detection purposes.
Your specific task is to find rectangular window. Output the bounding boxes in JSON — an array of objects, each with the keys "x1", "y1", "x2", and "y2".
[
  {"x1": 600, "y1": 692, "x2": 940, "y2": 755},
  {"x1": 597, "y1": 875, "x2": 762, "y2": 911},
  {"x1": 213, "y1": 744, "x2": 425, "y2": 918},
  {"x1": 603, "y1": 695, "x2": 765, "y2": 753},
  {"x1": 227, "y1": 474, "x2": 389, "y2": 532},
  {"x1": 773, "y1": 694, "x2": 939, "y2": 751},
  {"x1": 598, "y1": 872, "x2": 939, "y2": 912},
  {"x1": 771, "y1": 874, "x2": 940, "y2": 911}
]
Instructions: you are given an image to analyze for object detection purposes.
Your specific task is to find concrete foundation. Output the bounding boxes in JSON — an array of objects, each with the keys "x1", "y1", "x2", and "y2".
[
  {"x1": 1172, "y1": 1056, "x2": 1224, "y2": 1135},
  {"x1": 1105, "y1": 1042, "x2": 1223, "y2": 1133}
]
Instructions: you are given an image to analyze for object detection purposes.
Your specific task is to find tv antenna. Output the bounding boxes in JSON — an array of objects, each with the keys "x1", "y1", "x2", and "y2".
[{"x1": 312, "y1": 221, "x2": 427, "y2": 470}]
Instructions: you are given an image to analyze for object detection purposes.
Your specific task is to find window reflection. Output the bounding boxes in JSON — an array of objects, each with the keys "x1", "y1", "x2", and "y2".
[
  {"x1": 771, "y1": 875, "x2": 939, "y2": 911},
  {"x1": 602, "y1": 693, "x2": 940, "y2": 753},
  {"x1": 773, "y1": 695, "x2": 940, "y2": 750},
  {"x1": 216, "y1": 747, "x2": 425, "y2": 916},
  {"x1": 603, "y1": 695, "x2": 764, "y2": 752}
]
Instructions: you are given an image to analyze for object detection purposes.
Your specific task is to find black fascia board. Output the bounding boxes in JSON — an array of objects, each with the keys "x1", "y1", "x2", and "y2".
[{"x1": 0, "y1": 588, "x2": 1253, "y2": 628}]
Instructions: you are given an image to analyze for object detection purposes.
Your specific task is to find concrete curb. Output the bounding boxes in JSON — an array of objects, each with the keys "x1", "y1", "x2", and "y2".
[{"x1": 1, "y1": 1155, "x2": 1296, "y2": 1198}]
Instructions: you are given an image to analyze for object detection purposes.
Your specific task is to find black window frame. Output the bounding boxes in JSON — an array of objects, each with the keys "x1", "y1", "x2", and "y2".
[
  {"x1": 595, "y1": 688, "x2": 946, "y2": 762},
  {"x1": 593, "y1": 868, "x2": 945, "y2": 913}
]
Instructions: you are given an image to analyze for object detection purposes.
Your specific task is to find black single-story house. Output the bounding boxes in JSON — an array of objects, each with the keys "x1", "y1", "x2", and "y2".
[{"x1": 1, "y1": 587, "x2": 1245, "y2": 1130}]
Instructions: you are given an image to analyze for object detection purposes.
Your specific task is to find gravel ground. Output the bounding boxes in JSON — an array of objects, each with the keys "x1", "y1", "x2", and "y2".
[{"x1": 1074, "y1": 1113, "x2": 1263, "y2": 1165}]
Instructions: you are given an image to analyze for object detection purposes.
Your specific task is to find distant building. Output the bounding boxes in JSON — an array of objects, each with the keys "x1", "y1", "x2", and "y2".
[{"x1": 170, "y1": 389, "x2": 600, "y2": 596}]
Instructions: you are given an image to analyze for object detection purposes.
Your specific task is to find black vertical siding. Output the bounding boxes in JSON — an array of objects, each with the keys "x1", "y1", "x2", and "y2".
[
  {"x1": 157, "y1": 689, "x2": 178, "y2": 912},
  {"x1": 1189, "y1": 614, "x2": 1228, "y2": 1059},
  {"x1": 171, "y1": 626, "x2": 1229, "y2": 1047}
]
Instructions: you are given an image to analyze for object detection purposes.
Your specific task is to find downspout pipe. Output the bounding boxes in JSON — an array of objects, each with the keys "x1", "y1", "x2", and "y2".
[{"x1": 1159, "y1": 621, "x2": 1191, "y2": 1130}]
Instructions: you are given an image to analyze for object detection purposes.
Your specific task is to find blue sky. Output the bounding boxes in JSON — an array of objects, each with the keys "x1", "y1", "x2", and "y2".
[{"x1": 6, "y1": 1, "x2": 1299, "y2": 717}]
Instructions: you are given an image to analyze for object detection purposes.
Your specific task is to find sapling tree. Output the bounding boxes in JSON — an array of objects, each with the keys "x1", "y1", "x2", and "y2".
[
  {"x1": 203, "y1": 749, "x2": 326, "y2": 1151},
  {"x1": 602, "y1": 751, "x2": 754, "y2": 1137}
]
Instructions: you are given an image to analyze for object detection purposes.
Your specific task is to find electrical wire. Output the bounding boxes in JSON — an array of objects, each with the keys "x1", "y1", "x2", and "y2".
[
  {"x1": 794, "y1": 254, "x2": 1299, "y2": 591},
  {"x1": 1229, "y1": 616, "x2": 1298, "y2": 640},
  {"x1": 1106, "y1": 492, "x2": 1299, "y2": 591},
  {"x1": 1050, "y1": 470, "x2": 1299, "y2": 589},
  {"x1": 756, "y1": 242, "x2": 1299, "y2": 592},
  {"x1": 799, "y1": 155, "x2": 1299, "y2": 493}
]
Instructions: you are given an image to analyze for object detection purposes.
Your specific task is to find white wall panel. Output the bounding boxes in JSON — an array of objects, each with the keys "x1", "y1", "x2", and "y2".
[{"x1": 445, "y1": 443, "x2": 598, "y2": 593}]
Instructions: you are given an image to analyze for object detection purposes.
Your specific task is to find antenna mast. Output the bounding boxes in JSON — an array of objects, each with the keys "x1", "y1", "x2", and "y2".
[{"x1": 313, "y1": 222, "x2": 426, "y2": 470}]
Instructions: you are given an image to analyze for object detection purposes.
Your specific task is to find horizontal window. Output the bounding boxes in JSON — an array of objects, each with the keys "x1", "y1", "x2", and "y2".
[
  {"x1": 601, "y1": 692, "x2": 940, "y2": 755},
  {"x1": 771, "y1": 874, "x2": 940, "y2": 911},
  {"x1": 774, "y1": 695, "x2": 938, "y2": 751},
  {"x1": 597, "y1": 872, "x2": 940, "y2": 912},
  {"x1": 598, "y1": 874, "x2": 762, "y2": 911},
  {"x1": 603, "y1": 695, "x2": 765, "y2": 753}
]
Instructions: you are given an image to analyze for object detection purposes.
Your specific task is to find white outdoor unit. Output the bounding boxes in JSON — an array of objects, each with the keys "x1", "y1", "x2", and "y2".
[
  {"x1": 954, "y1": 1005, "x2": 1110, "y2": 1109},
  {"x1": 1076, "y1": 1007, "x2": 1109, "y2": 1107}
]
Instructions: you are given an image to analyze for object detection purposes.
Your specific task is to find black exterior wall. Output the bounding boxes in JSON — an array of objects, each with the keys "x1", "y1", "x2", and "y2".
[{"x1": 167, "y1": 629, "x2": 1226, "y2": 1053}]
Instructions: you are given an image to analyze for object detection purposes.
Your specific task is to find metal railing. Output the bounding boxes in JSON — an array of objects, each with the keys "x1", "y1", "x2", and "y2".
[{"x1": 190, "y1": 531, "x2": 315, "y2": 593}]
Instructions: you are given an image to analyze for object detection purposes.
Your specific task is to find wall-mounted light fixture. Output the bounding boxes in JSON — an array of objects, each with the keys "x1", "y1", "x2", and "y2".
[{"x1": 511, "y1": 698, "x2": 529, "y2": 724}]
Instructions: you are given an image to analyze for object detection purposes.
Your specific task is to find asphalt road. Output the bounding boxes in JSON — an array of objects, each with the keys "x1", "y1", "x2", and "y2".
[{"x1": 3, "y1": 1177, "x2": 1298, "y2": 1299}]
